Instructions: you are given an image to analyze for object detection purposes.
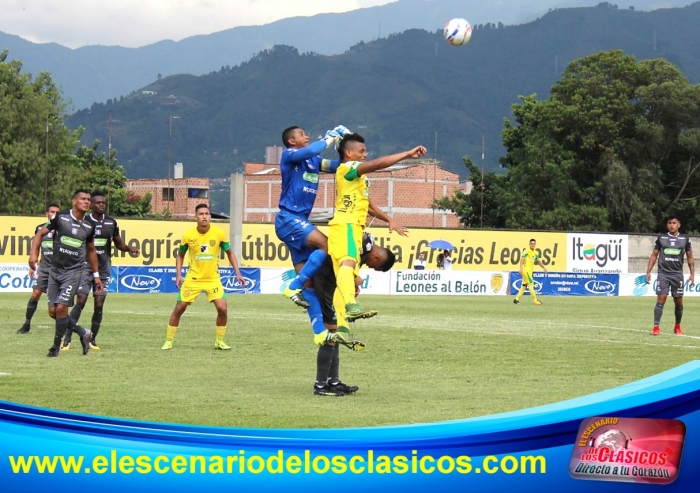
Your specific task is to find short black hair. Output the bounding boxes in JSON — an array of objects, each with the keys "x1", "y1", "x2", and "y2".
[
  {"x1": 46, "y1": 203, "x2": 60, "y2": 211},
  {"x1": 338, "y1": 133, "x2": 365, "y2": 161},
  {"x1": 282, "y1": 126, "x2": 300, "y2": 148},
  {"x1": 530, "y1": 238, "x2": 536, "y2": 243},
  {"x1": 376, "y1": 248, "x2": 396, "y2": 272},
  {"x1": 195, "y1": 203, "x2": 209, "y2": 213},
  {"x1": 72, "y1": 189, "x2": 91, "y2": 199},
  {"x1": 666, "y1": 215, "x2": 680, "y2": 223},
  {"x1": 91, "y1": 190, "x2": 106, "y2": 199}
]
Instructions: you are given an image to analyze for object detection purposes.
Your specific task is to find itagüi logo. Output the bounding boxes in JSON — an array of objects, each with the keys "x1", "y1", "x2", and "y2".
[
  {"x1": 569, "y1": 417, "x2": 685, "y2": 485},
  {"x1": 572, "y1": 237, "x2": 624, "y2": 268}
]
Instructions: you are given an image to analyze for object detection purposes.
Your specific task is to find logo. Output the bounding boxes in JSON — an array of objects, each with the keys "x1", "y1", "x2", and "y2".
[
  {"x1": 60, "y1": 236, "x2": 83, "y2": 248},
  {"x1": 569, "y1": 417, "x2": 685, "y2": 485},
  {"x1": 663, "y1": 248, "x2": 681, "y2": 256},
  {"x1": 200, "y1": 244, "x2": 208, "y2": 253},
  {"x1": 491, "y1": 274, "x2": 503, "y2": 293},
  {"x1": 94, "y1": 238, "x2": 108, "y2": 247},
  {"x1": 209, "y1": 239, "x2": 216, "y2": 247},
  {"x1": 571, "y1": 237, "x2": 624, "y2": 268},
  {"x1": 71, "y1": 227, "x2": 78, "y2": 235},
  {"x1": 221, "y1": 275, "x2": 257, "y2": 294},
  {"x1": 120, "y1": 274, "x2": 161, "y2": 291},
  {"x1": 279, "y1": 269, "x2": 297, "y2": 292},
  {"x1": 584, "y1": 280, "x2": 616, "y2": 295},
  {"x1": 633, "y1": 275, "x2": 648, "y2": 296},
  {"x1": 302, "y1": 172, "x2": 319, "y2": 183},
  {"x1": 195, "y1": 253, "x2": 215, "y2": 261}
]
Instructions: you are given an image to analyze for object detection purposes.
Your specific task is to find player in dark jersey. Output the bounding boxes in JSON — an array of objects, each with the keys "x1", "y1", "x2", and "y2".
[
  {"x1": 310, "y1": 232, "x2": 395, "y2": 396},
  {"x1": 17, "y1": 204, "x2": 61, "y2": 334},
  {"x1": 646, "y1": 215, "x2": 695, "y2": 336},
  {"x1": 62, "y1": 191, "x2": 139, "y2": 351},
  {"x1": 29, "y1": 190, "x2": 102, "y2": 357}
]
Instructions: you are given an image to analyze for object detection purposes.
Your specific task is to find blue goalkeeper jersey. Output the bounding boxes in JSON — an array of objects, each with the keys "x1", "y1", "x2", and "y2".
[{"x1": 278, "y1": 139, "x2": 339, "y2": 217}]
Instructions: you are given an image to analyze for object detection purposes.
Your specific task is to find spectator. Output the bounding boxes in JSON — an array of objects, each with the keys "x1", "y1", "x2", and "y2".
[
  {"x1": 414, "y1": 252, "x2": 426, "y2": 270},
  {"x1": 441, "y1": 250, "x2": 453, "y2": 270}
]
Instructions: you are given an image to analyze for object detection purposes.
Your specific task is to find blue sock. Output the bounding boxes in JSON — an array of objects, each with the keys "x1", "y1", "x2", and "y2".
[
  {"x1": 289, "y1": 250, "x2": 327, "y2": 290},
  {"x1": 303, "y1": 288, "x2": 326, "y2": 335}
]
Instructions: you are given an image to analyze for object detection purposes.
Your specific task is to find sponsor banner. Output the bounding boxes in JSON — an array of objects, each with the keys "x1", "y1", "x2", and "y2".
[
  {"x1": 259, "y1": 268, "x2": 391, "y2": 295},
  {"x1": 0, "y1": 216, "x2": 568, "y2": 271},
  {"x1": 569, "y1": 417, "x2": 685, "y2": 485},
  {"x1": 390, "y1": 270, "x2": 509, "y2": 296},
  {"x1": 619, "y1": 273, "x2": 700, "y2": 297},
  {"x1": 0, "y1": 264, "x2": 33, "y2": 292},
  {"x1": 510, "y1": 272, "x2": 619, "y2": 296},
  {"x1": 117, "y1": 267, "x2": 260, "y2": 294},
  {"x1": 566, "y1": 233, "x2": 628, "y2": 274}
]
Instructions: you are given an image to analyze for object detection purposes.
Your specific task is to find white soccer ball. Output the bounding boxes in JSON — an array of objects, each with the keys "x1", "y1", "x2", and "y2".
[{"x1": 443, "y1": 18, "x2": 472, "y2": 46}]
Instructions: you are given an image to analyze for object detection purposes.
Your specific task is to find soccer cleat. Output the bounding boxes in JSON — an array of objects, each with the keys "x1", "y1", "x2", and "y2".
[
  {"x1": 16, "y1": 323, "x2": 30, "y2": 334},
  {"x1": 337, "y1": 326, "x2": 354, "y2": 339},
  {"x1": 47, "y1": 346, "x2": 60, "y2": 358},
  {"x1": 674, "y1": 324, "x2": 683, "y2": 336},
  {"x1": 214, "y1": 340, "x2": 232, "y2": 350},
  {"x1": 60, "y1": 342, "x2": 71, "y2": 351},
  {"x1": 652, "y1": 325, "x2": 660, "y2": 336},
  {"x1": 161, "y1": 340, "x2": 173, "y2": 350},
  {"x1": 81, "y1": 330, "x2": 92, "y2": 355},
  {"x1": 314, "y1": 330, "x2": 346, "y2": 346},
  {"x1": 313, "y1": 384, "x2": 345, "y2": 397},
  {"x1": 345, "y1": 303, "x2": 378, "y2": 321},
  {"x1": 283, "y1": 286, "x2": 310, "y2": 308},
  {"x1": 89, "y1": 341, "x2": 101, "y2": 350},
  {"x1": 337, "y1": 337, "x2": 367, "y2": 352},
  {"x1": 533, "y1": 300, "x2": 542, "y2": 305},
  {"x1": 513, "y1": 299, "x2": 520, "y2": 305},
  {"x1": 330, "y1": 381, "x2": 359, "y2": 394}
]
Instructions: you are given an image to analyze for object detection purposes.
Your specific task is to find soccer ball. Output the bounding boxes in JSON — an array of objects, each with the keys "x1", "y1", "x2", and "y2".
[{"x1": 443, "y1": 18, "x2": 472, "y2": 46}]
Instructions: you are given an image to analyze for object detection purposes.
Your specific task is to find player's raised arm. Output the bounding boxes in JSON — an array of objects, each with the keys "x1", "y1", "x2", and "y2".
[{"x1": 356, "y1": 146, "x2": 427, "y2": 176}]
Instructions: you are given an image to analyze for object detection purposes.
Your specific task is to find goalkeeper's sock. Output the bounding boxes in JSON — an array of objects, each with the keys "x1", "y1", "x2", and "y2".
[
  {"x1": 70, "y1": 304, "x2": 84, "y2": 324},
  {"x1": 303, "y1": 288, "x2": 326, "y2": 335},
  {"x1": 316, "y1": 344, "x2": 334, "y2": 384},
  {"x1": 215, "y1": 326, "x2": 227, "y2": 342},
  {"x1": 515, "y1": 284, "x2": 526, "y2": 301},
  {"x1": 654, "y1": 303, "x2": 664, "y2": 326},
  {"x1": 289, "y1": 250, "x2": 327, "y2": 290},
  {"x1": 166, "y1": 325, "x2": 178, "y2": 342},
  {"x1": 527, "y1": 284, "x2": 538, "y2": 302},
  {"x1": 337, "y1": 265, "x2": 357, "y2": 305}
]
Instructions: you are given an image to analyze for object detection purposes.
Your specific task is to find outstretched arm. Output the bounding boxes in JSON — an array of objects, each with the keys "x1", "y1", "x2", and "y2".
[{"x1": 357, "y1": 146, "x2": 427, "y2": 176}]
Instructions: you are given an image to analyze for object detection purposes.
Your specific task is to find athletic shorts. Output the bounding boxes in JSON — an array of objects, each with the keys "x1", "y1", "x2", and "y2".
[
  {"x1": 178, "y1": 278, "x2": 227, "y2": 303},
  {"x1": 47, "y1": 269, "x2": 83, "y2": 307},
  {"x1": 522, "y1": 269, "x2": 534, "y2": 285},
  {"x1": 656, "y1": 273, "x2": 685, "y2": 298},
  {"x1": 32, "y1": 264, "x2": 50, "y2": 293},
  {"x1": 76, "y1": 268, "x2": 110, "y2": 296},
  {"x1": 312, "y1": 258, "x2": 337, "y2": 325},
  {"x1": 275, "y1": 209, "x2": 316, "y2": 266},
  {"x1": 328, "y1": 223, "x2": 363, "y2": 271}
]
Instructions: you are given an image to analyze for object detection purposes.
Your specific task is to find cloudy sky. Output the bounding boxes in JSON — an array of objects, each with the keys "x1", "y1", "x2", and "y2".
[{"x1": 0, "y1": 0, "x2": 395, "y2": 48}]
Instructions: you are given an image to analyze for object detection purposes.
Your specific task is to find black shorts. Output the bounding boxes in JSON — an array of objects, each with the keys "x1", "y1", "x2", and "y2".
[
  {"x1": 656, "y1": 274, "x2": 685, "y2": 298},
  {"x1": 32, "y1": 264, "x2": 51, "y2": 293},
  {"x1": 47, "y1": 269, "x2": 83, "y2": 306},
  {"x1": 76, "y1": 268, "x2": 110, "y2": 296},
  {"x1": 312, "y1": 258, "x2": 337, "y2": 325}
]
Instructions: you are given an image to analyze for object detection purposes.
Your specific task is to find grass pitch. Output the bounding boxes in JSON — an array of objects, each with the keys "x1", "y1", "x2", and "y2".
[{"x1": 1, "y1": 293, "x2": 698, "y2": 428}]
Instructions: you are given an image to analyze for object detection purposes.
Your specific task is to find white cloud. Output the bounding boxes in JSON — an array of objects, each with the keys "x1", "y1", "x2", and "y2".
[{"x1": 0, "y1": 0, "x2": 398, "y2": 48}]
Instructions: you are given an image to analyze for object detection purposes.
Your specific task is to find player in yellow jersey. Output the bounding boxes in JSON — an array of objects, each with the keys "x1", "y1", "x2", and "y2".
[
  {"x1": 329, "y1": 133, "x2": 427, "y2": 320},
  {"x1": 162, "y1": 204, "x2": 246, "y2": 350},
  {"x1": 513, "y1": 238, "x2": 548, "y2": 305}
]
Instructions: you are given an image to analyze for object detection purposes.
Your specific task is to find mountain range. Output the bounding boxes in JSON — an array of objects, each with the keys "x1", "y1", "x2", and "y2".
[{"x1": 0, "y1": 0, "x2": 691, "y2": 110}]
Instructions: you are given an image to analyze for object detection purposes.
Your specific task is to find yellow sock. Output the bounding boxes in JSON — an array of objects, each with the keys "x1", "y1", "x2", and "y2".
[
  {"x1": 215, "y1": 326, "x2": 227, "y2": 342},
  {"x1": 528, "y1": 284, "x2": 538, "y2": 301},
  {"x1": 166, "y1": 325, "x2": 177, "y2": 341},
  {"x1": 337, "y1": 265, "x2": 357, "y2": 306},
  {"x1": 515, "y1": 285, "x2": 526, "y2": 301},
  {"x1": 334, "y1": 288, "x2": 348, "y2": 327}
]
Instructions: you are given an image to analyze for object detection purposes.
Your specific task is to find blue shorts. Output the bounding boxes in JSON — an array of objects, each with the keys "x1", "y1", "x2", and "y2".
[{"x1": 275, "y1": 210, "x2": 316, "y2": 266}]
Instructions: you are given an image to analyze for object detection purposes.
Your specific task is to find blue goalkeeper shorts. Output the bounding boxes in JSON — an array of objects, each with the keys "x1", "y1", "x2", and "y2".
[{"x1": 275, "y1": 209, "x2": 316, "y2": 266}]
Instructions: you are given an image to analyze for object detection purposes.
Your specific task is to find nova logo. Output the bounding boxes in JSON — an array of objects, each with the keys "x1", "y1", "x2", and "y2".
[
  {"x1": 572, "y1": 237, "x2": 623, "y2": 267},
  {"x1": 221, "y1": 275, "x2": 257, "y2": 293},
  {"x1": 584, "y1": 280, "x2": 616, "y2": 295},
  {"x1": 121, "y1": 274, "x2": 161, "y2": 291}
]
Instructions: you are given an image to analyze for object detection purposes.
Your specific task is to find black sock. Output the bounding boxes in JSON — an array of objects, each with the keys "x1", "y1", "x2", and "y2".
[
  {"x1": 315, "y1": 345, "x2": 334, "y2": 386},
  {"x1": 67, "y1": 317, "x2": 87, "y2": 338},
  {"x1": 70, "y1": 305, "x2": 84, "y2": 324},
  {"x1": 675, "y1": 304, "x2": 683, "y2": 324},
  {"x1": 91, "y1": 310, "x2": 103, "y2": 340},
  {"x1": 54, "y1": 317, "x2": 69, "y2": 347},
  {"x1": 328, "y1": 344, "x2": 340, "y2": 385},
  {"x1": 25, "y1": 299, "x2": 38, "y2": 325},
  {"x1": 654, "y1": 302, "x2": 664, "y2": 326}
]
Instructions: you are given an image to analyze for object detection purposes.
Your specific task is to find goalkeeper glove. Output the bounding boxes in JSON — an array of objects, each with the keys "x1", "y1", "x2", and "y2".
[
  {"x1": 322, "y1": 129, "x2": 341, "y2": 147},
  {"x1": 333, "y1": 125, "x2": 352, "y2": 137}
]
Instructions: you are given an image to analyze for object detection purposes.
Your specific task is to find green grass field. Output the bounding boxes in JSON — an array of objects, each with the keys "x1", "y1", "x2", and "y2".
[{"x1": 1, "y1": 293, "x2": 698, "y2": 429}]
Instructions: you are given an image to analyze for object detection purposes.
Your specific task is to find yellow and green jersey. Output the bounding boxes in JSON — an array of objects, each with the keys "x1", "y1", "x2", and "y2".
[
  {"x1": 178, "y1": 226, "x2": 230, "y2": 280},
  {"x1": 329, "y1": 161, "x2": 370, "y2": 227},
  {"x1": 521, "y1": 247, "x2": 540, "y2": 271}
]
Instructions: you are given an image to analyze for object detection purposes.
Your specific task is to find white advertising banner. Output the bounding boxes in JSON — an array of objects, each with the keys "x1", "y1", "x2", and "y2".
[
  {"x1": 566, "y1": 233, "x2": 629, "y2": 274},
  {"x1": 258, "y1": 268, "x2": 392, "y2": 295},
  {"x1": 619, "y1": 273, "x2": 700, "y2": 297},
  {"x1": 390, "y1": 270, "x2": 509, "y2": 296},
  {"x1": 0, "y1": 264, "x2": 33, "y2": 293}
]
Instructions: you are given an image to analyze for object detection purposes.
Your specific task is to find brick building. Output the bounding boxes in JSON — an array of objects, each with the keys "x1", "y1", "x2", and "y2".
[
  {"x1": 243, "y1": 160, "x2": 465, "y2": 228},
  {"x1": 126, "y1": 177, "x2": 210, "y2": 219}
]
